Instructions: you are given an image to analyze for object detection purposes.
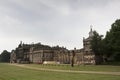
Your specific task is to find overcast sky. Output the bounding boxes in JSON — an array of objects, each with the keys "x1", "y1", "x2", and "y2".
[{"x1": 0, "y1": 0, "x2": 120, "y2": 53}]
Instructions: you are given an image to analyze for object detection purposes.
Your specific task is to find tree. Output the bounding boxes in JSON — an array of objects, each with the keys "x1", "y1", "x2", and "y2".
[
  {"x1": 90, "y1": 31, "x2": 104, "y2": 64},
  {"x1": 91, "y1": 31, "x2": 103, "y2": 55},
  {"x1": 104, "y1": 19, "x2": 120, "y2": 61},
  {"x1": 0, "y1": 50, "x2": 10, "y2": 62}
]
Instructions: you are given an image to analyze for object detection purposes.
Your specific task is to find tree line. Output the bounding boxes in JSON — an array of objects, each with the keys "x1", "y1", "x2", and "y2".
[
  {"x1": 0, "y1": 50, "x2": 10, "y2": 62},
  {"x1": 91, "y1": 19, "x2": 120, "y2": 63}
]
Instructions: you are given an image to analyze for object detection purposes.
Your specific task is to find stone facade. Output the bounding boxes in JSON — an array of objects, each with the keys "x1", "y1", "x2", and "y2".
[
  {"x1": 10, "y1": 42, "x2": 67, "y2": 64},
  {"x1": 82, "y1": 28, "x2": 96, "y2": 64},
  {"x1": 10, "y1": 28, "x2": 99, "y2": 65}
]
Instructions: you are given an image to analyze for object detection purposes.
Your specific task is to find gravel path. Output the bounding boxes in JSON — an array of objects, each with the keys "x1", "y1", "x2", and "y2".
[{"x1": 9, "y1": 64, "x2": 120, "y2": 76}]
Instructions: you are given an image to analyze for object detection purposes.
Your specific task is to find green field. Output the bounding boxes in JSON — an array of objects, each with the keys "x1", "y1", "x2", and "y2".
[
  {"x1": 0, "y1": 63, "x2": 120, "y2": 80},
  {"x1": 24, "y1": 64, "x2": 120, "y2": 72}
]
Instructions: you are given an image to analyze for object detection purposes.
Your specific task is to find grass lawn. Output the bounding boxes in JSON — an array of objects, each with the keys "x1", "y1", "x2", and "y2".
[
  {"x1": 0, "y1": 63, "x2": 120, "y2": 80},
  {"x1": 24, "y1": 64, "x2": 120, "y2": 72}
]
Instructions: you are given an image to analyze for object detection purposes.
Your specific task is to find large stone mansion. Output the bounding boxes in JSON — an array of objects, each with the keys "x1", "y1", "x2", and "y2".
[{"x1": 10, "y1": 28, "x2": 101, "y2": 65}]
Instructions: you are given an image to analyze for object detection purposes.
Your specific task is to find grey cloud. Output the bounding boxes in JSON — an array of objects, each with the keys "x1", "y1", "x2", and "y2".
[{"x1": 0, "y1": 0, "x2": 120, "y2": 53}]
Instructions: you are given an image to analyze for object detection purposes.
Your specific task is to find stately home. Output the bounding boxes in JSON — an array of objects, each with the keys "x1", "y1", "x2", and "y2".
[{"x1": 10, "y1": 28, "x2": 101, "y2": 65}]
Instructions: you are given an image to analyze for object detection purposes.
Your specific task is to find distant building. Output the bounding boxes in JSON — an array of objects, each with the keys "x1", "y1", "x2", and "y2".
[
  {"x1": 10, "y1": 42, "x2": 67, "y2": 64},
  {"x1": 10, "y1": 28, "x2": 100, "y2": 65}
]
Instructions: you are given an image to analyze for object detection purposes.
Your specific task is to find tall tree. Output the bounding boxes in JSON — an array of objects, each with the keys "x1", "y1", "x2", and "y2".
[
  {"x1": 90, "y1": 31, "x2": 104, "y2": 64},
  {"x1": 0, "y1": 50, "x2": 10, "y2": 62},
  {"x1": 91, "y1": 31, "x2": 103, "y2": 55},
  {"x1": 104, "y1": 19, "x2": 120, "y2": 61}
]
